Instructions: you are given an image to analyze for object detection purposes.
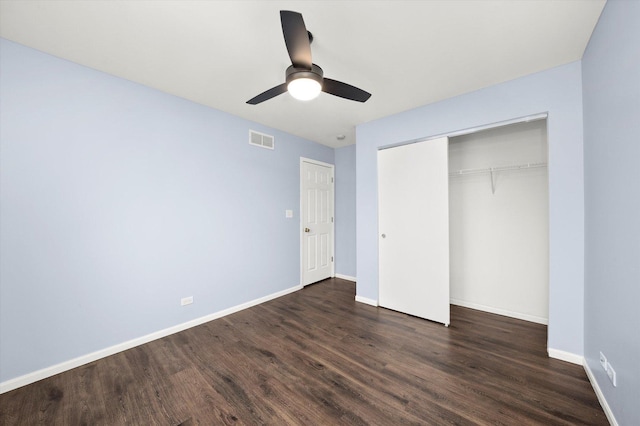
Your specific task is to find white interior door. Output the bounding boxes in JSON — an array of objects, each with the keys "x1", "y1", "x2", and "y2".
[
  {"x1": 301, "y1": 159, "x2": 334, "y2": 286},
  {"x1": 378, "y1": 137, "x2": 450, "y2": 325}
]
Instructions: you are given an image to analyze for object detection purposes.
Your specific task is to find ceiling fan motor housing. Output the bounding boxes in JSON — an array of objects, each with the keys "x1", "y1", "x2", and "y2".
[{"x1": 286, "y1": 64, "x2": 324, "y2": 86}]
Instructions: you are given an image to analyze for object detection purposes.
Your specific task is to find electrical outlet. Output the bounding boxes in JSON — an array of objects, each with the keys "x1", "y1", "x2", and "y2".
[
  {"x1": 599, "y1": 351, "x2": 607, "y2": 370},
  {"x1": 181, "y1": 296, "x2": 193, "y2": 306},
  {"x1": 606, "y1": 363, "x2": 617, "y2": 387}
]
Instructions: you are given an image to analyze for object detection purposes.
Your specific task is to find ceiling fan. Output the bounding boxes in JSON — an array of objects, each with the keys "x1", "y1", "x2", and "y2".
[{"x1": 247, "y1": 10, "x2": 371, "y2": 105}]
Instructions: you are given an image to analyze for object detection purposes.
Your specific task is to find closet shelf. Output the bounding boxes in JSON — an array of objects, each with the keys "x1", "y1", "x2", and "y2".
[
  {"x1": 449, "y1": 162, "x2": 547, "y2": 194},
  {"x1": 449, "y1": 162, "x2": 547, "y2": 177}
]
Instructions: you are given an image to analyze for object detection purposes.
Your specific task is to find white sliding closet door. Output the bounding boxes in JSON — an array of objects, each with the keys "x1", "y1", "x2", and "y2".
[{"x1": 378, "y1": 137, "x2": 450, "y2": 325}]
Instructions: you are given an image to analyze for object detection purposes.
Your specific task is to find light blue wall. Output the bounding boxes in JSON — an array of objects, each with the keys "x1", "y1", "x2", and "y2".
[
  {"x1": 0, "y1": 38, "x2": 333, "y2": 383},
  {"x1": 582, "y1": 1, "x2": 640, "y2": 424},
  {"x1": 356, "y1": 62, "x2": 585, "y2": 356},
  {"x1": 334, "y1": 144, "x2": 357, "y2": 278}
]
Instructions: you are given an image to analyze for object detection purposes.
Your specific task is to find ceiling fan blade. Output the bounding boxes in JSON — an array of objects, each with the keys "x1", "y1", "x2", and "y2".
[
  {"x1": 280, "y1": 10, "x2": 312, "y2": 70},
  {"x1": 322, "y1": 78, "x2": 372, "y2": 102},
  {"x1": 246, "y1": 83, "x2": 288, "y2": 105}
]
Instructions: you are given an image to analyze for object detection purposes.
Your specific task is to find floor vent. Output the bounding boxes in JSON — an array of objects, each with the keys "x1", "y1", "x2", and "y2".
[{"x1": 249, "y1": 130, "x2": 275, "y2": 150}]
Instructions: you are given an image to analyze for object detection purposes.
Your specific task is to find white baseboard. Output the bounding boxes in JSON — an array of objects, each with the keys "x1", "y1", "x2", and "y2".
[
  {"x1": 355, "y1": 295, "x2": 378, "y2": 307},
  {"x1": 583, "y1": 360, "x2": 618, "y2": 426},
  {"x1": 450, "y1": 298, "x2": 548, "y2": 325},
  {"x1": 334, "y1": 273, "x2": 356, "y2": 282},
  {"x1": 547, "y1": 348, "x2": 584, "y2": 365},
  {"x1": 0, "y1": 284, "x2": 303, "y2": 394}
]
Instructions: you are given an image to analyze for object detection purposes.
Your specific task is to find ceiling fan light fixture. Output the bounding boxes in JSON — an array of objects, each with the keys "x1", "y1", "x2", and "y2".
[
  {"x1": 286, "y1": 64, "x2": 324, "y2": 101},
  {"x1": 288, "y1": 77, "x2": 322, "y2": 101}
]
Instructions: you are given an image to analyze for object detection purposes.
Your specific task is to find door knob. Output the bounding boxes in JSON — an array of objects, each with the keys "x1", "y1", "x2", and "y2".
[
  {"x1": 304, "y1": 228, "x2": 310, "y2": 233},
  {"x1": 381, "y1": 234, "x2": 386, "y2": 238}
]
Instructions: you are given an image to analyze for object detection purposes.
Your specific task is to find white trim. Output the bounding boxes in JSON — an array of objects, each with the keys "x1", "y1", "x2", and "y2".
[
  {"x1": 547, "y1": 348, "x2": 584, "y2": 365},
  {"x1": 300, "y1": 157, "x2": 334, "y2": 169},
  {"x1": 0, "y1": 284, "x2": 303, "y2": 394},
  {"x1": 335, "y1": 273, "x2": 356, "y2": 282},
  {"x1": 299, "y1": 157, "x2": 335, "y2": 286},
  {"x1": 584, "y1": 360, "x2": 618, "y2": 426},
  {"x1": 355, "y1": 295, "x2": 378, "y2": 306},
  {"x1": 444, "y1": 113, "x2": 548, "y2": 138},
  {"x1": 379, "y1": 113, "x2": 548, "y2": 151},
  {"x1": 450, "y1": 298, "x2": 548, "y2": 325}
]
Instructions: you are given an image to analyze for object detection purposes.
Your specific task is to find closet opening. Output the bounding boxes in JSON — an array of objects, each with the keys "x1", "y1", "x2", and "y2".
[{"x1": 448, "y1": 119, "x2": 549, "y2": 329}]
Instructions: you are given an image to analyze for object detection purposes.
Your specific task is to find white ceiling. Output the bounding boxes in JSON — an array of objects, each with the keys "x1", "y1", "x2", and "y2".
[{"x1": 0, "y1": 1, "x2": 605, "y2": 148}]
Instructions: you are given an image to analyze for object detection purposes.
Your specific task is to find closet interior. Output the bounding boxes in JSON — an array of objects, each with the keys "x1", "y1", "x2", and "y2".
[{"x1": 448, "y1": 119, "x2": 549, "y2": 324}]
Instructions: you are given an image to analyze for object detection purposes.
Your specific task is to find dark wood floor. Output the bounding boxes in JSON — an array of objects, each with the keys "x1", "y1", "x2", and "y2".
[{"x1": 0, "y1": 278, "x2": 607, "y2": 425}]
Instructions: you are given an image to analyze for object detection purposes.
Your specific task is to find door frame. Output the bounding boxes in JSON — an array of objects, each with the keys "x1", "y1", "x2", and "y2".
[{"x1": 300, "y1": 157, "x2": 335, "y2": 286}]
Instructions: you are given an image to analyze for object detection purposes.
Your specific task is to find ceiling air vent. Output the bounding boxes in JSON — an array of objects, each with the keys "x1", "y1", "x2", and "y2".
[{"x1": 249, "y1": 130, "x2": 274, "y2": 150}]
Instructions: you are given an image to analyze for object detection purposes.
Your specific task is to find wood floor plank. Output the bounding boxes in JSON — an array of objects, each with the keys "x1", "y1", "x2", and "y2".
[{"x1": 0, "y1": 278, "x2": 608, "y2": 425}]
